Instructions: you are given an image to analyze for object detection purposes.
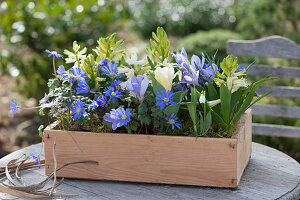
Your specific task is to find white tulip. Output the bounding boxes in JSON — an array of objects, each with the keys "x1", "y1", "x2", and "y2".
[{"x1": 154, "y1": 66, "x2": 175, "y2": 91}]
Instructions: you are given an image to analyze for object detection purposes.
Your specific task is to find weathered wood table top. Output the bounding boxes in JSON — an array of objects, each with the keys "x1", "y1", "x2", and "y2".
[{"x1": 0, "y1": 142, "x2": 299, "y2": 200}]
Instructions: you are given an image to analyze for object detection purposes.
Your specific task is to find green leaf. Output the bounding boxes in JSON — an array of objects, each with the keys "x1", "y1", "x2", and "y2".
[
  {"x1": 198, "y1": 111, "x2": 204, "y2": 134},
  {"x1": 220, "y1": 84, "x2": 231, "y2": 124},
  {"x1": 187, "y1": 102, "x2": 197, "y2": 133},
  {"x1": 172, "y1": 90, "x2": 188, "y2": 103},
  {"x1": 211, "y1": 109, "x2": 227, "y2": 130},
  {"x1": 230, "y1": 87, "x2": 243, "y2": 114},
  {"x1": 207, "y1": 81, "x2": 218, "y2": 100},
  {"x1": 38, "y1": 125, "x2": 44, "y2": 138},
  {"x1": 149, "y1": 73, "x2": 164, "y2": 93},
  {"x1": 204, "y1": 111, "x2": 212, "y2": 133},
  {"x1": 249, "y1": 91, "x2": 272, "y2": 108}
]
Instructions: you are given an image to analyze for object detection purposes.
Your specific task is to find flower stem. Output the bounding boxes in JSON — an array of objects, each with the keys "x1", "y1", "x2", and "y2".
[{"x1": 52, "y1": 55, "x2": 65, "y2": 94}]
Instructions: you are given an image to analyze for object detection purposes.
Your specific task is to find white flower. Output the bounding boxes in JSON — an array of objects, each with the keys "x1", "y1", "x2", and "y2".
[
  {"x1": 154, "y1": 66, "x2": 175, "y2": 91},
  {"x1": 199, "y1": 91, "x2": 206, "y2": 104},
  {"x1": 126, "y1": 54, "x2": 146, "y2": 66},
  {"x1": 231, "y1": 77, "x2": 250, "y2": 93},
  {"x1": 207, "y1": 99, "x2": 221, "y2": 107}
]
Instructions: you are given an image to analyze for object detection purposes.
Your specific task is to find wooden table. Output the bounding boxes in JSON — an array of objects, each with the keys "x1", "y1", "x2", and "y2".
[{"x1": 0, "y1": 142, "x2": 299, "y2": 200}]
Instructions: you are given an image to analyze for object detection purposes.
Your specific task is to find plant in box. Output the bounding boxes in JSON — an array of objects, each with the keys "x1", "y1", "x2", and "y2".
[{"x1": 9, "y1": 27, "x2": 272, "y2": 187}]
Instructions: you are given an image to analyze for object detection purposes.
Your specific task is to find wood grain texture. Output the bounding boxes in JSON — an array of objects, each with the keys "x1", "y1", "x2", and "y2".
[
  {"x1": 43, "y1": 110, "x2": 252, "y2": 188},
  {"x1": 255, "y1": 85, "x2": 300, "y2": 98},
  {"x1": 240, "y1": 64, "x2": 300, "y2": 79},
  {"x1": 1, "y1": 142, "x2": 299, "y2": 200},
  {"x1": 252, "y1": 104, "x2": 300, "y2": 118},
  {"x1": 252, "y1": 123, "x2": 300, "y2": 138},
  {"x1": 227, "y1": 36, "x2": 300, "y2": 59}
]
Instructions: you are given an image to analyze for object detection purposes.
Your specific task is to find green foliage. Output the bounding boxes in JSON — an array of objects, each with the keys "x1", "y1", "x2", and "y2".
[
  {"x1": 146, "y1": 27, "x2": 171, "y2": 65},
  {"x1": 0, "y1": 0, "x2": 129, "y2": 99},
  {"x1": 236, "y1": 0, "x2": 300, "y2": 42},
  {"x1": 128, "y1": 0, "x2": 237, "y2": 38},
  {"x1": 93, "y1": 33, "x2": 125, "y2": 61},
  {"x1": 178, "y1": 29, "x2": 243, "y2": 61}
]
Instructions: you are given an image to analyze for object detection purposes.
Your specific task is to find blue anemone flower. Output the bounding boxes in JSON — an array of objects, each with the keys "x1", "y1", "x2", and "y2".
[
  {"x1": 71, "y1": 100, "x2": 87, "y2": 120},
  {"x1": 104, "y1": 86, "x2": 122, "y2": 103},
  {"x1": 9, "y1": 98, "x2": 20, "y2": 116},
  {"x1": 76, "y1": 80, "x2": 90, "y2": 94},
  {"x1": 101, "y1": 62, "x2": 123, "y2": 77},
  {"x1": 111, "y1": 80, "x2": 122, "y2": 92},
  {"x1": 39, "y1": 93, "x2": 49, "y2": 104},
  {"x1": 88, "y1": 100, "x2": 99, "y2": 110},
  {"x1": 104, "y1": 107, "x2": 132, "y2": 130},
  {"x1": 30, "y1": 154, "x2": 41, "y2": 168},
  {"x1": 166, "y1": 113, "x2": 181, "y2": 130},
  {"x1": 57, "y1": 65, "x2": 65, "y2": 76},
  {"x1": 155, "y1": 89, "x2": 177, "y2": 110},
  {"x1": 45, "y1": 49, "x2": 64, "y2": 58},
  {"x1": 95, "y1": 58, "x2": 108, "y2": 73},
  {"x1": 69, "y1": 65, "x2": 89, "y2": 83},
  {"x1": 96, "y1": 95, "x2": 107, "y2": 107}
]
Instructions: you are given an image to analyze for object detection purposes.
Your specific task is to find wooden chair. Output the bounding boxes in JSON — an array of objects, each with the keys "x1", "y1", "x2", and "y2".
[{"x1": 227, "y1": 36, "x2": 300, "y2": 138}]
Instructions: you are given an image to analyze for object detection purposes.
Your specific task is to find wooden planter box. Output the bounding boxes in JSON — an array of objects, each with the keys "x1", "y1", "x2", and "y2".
[{"x1": 44, "y1": 109, "x2": 252, "y2": 188}]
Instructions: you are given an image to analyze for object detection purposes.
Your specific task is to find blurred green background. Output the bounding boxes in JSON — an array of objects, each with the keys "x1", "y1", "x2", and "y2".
[{"x1": 0, "y1": 0, "x2": 299, "y2": 161}]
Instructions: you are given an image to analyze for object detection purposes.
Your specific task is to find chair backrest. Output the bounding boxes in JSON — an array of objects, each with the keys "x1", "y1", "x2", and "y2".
[{"x1": 227, "y1": 36, "x2": 300, "y2": 138}]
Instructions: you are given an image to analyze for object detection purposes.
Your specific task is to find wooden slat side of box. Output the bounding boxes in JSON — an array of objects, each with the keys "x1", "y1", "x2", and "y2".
[
  {"x1": 44, "y1": 129, "x2": 239, "y2": 187},
  {"x1": 236, "y1": 109, "x2": 252, "y2": 186}
]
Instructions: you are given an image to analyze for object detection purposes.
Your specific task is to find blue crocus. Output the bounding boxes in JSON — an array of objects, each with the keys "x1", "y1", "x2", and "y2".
[
  {"x1": 9, "y1": 98, "x2": 20, "y2": 116},
  {"x1": 191, "y1": 55, "x2": 218, "y2": 83},
  {"x1": 57, "y1": 65, "x2": 65, "y2": 76},
  {"x1": 45, "y1": 49, "x2": 64, "y2": 58},
  {"x1": 101, "y1": 62, "x2": 123, "y2": 77},
  {"x1": 166, "y1": 113, "x2": 181, "y2": 130},
  {"x1": 104, "y1": 86, "x2": 122, "y2": 103},
  {"x1": 126, "y1": 75, "x2": 149, "y2": 102},
  {"x1": 155, "y1": 89, "x2": 177, "y2": 110},
  {"x1": 71, "y1": 100, "x2": 87, "y2": 120},
  {"x1": 76, "y1": 80, "x2": 90, "y2": 94},
  {"x1": 172, "y1": 48, "x2": 200, "y2": 85},
  {"x1": 104, "y1": 107, "x2": 132, "y2": 130},
  {"x1": 39, "y1": 93, "x2": 49, "y2": 104},
  {"x1": 96, "y1": 95, "x2": 107, "y2": 107},
  {"x1": 111, "y1": 80, "x2": 123, "y2": 92},
  {"x1": 30, "y1": 154, "x2": 41, "y2": 168}
]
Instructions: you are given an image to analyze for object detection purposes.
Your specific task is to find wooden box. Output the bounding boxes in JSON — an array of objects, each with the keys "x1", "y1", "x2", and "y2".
[{"x1": 44, "y1": 109, "x2": 252, "y2": 188}]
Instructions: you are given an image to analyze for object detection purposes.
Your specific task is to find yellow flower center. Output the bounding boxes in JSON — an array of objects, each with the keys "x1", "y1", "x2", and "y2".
[
  {"x1": 169, "y1": 119, "x2": 175, "y2": 124},
  {"x1": 76, "y1": 78, "x2": 81, "y2": 81},
  {"x1": 110, "y1": 72, "x2": 115, "y2": 76},
  {"x1": 163, "y1": 97, "x2": 169, "y2": 103},
  {"x1": 76, "y1": 107, "x2": 81, "y2": 114},
  {"x1": 111, "y1": 92, "x2": 116, "y2": 96},
  {"x1": 101, "y1": 101, "x2": 105, "y2": 105},
  {"x1": 122, "y1": 115, "x2": 127, "y2": 120},
  {"x1": 115, "y1": 86, "x2": 120, "y2": 90}
]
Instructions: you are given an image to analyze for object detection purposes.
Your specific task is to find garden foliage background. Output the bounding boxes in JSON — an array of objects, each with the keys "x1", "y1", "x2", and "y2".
[{"x1": 0, "y1": 0, "x2": 299, "y2": 162}]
